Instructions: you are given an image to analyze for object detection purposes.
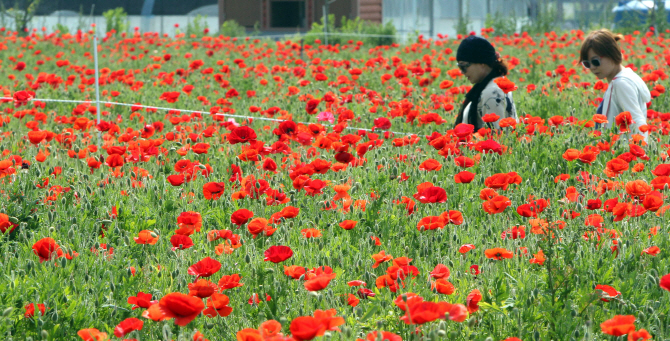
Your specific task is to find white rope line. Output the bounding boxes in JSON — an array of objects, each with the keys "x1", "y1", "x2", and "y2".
[{"x1": 0, "y1": 97, "x2": 419, "y2": 136}]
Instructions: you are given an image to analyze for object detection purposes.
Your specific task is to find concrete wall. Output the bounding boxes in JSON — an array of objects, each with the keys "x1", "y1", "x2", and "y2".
[{"x1": 18, "y1": 15, "x2": 220, "y2": 36}]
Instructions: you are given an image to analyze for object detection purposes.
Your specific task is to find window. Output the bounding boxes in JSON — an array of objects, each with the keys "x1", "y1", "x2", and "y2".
[{"x1": 271, "y1": 1, "x2": 306, "y2": 28}]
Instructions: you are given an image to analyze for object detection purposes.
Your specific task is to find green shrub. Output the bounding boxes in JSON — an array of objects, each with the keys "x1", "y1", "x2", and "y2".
[
  {"x1": 521, "y1": 5, "x2": 557, "y2": 35},
  {"x1": 53, "y1": 22, "x2": 70, "y2": 34},
  {"x1": 484, "y1": 11, "x2": 518, "y2": 36},
  {"x1": 187, "y1": 15, "x2": 210, "y2": 36},
  {"x1": 454, "y1": 9, "x2": 470, "y2": 36},
  {"x1": 219, "y1": 19, "x2": 247, "y2": 38},
  {"x1": 304, "y1": 15, "x2": 396, "y2": 46},
  {"x1": 102, "y1": 7, "x2": 127, "y2": 35}
]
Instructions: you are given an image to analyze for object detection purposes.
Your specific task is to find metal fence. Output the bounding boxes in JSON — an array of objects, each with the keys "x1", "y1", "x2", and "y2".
[{"x1": 382, "y1": 0, "x2": 623, "y2": 38}]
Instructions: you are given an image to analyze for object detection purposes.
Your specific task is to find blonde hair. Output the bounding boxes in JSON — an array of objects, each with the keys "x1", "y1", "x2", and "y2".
[{"x1": 580, "y1": 29, "x2": 624, "y2": 65}]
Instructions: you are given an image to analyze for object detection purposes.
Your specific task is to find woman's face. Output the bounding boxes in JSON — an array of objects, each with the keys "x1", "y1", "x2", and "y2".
[
  {"x1": 458, "y1": 62, "x2": 491, "y2": 84},
  {"x1": 585, "y1": 48, "x2": 619, "y2": 81}
]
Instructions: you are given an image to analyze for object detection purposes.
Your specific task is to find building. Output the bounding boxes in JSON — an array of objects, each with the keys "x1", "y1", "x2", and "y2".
[{"x1": 218, "y1": 0, "x2": 382, "y2": 32}]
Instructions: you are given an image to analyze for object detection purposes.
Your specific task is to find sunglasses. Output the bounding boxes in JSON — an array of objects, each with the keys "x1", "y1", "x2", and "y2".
[
  {"x1": 581, "y1": 56, "x2": 602, "y2": 69},
  {"x1": 457, "y1": 62, "x2": 471, "y2": 74}
]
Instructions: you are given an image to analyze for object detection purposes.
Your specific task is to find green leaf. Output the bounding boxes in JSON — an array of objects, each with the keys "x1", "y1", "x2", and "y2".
[{"x1": 359, "y1": 305, "x2": 379, "y2": 323}]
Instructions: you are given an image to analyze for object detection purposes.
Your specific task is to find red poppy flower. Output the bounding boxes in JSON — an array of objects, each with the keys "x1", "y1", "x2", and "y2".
[
  {"x1": 264, "y1": 245, "x2": 293, "y2": 263},
  {"x1": 476, "y1": 139, "x2": 504, "y2": 155},
  {"x1": 128, "y1": 292, "x2": 157, "y2": 310},
  {"x1": 595, "y1": 284, "x2": 621, "y2": 302},
  {"x1": 339, "y1": 220, "x2": 357, "y2": 230},
  {"x1": 32, "y1": 237, "x2": 64, "y2": 263},
  {"x1": 628, "y1": 329, "x2": 653, "y2": 341},
  {"x1": 236, "y1": 328, "x2": 262, "y2": 341},
  {"x1": 188, "y1": 279, "x2": 218, "y2": 298},
  {"x1": 170, "y1": 234, "x2": 194, "y2": 250},
  {"x1": 373, "y1": 117, "x2": 392, "y2": 130},
  {"x1": 231, "y1": 209, "x2": 254, "y2": 226},
  {"x1": 600, "y1": 315, "x2": 635, "y2": 336},
  {"x1": 615, "y1": 111, "x2": 633, "y2": 132},
  {"x1": 203, "y1": 293, "x2": 233, "y2": 317},
  {"x1": 105, "y1": 154, "x2": 124, "y2": 168},
  {"x1": 166, "y1": 174, "x2": 185, "y2": 186},
  {"x1": 642, "y1": 246, "x2": 660, "y2": 256},
  {"x1": 334, "y1": 151, "x2": 355, "y2": 164},
  {"x1": 203, "y1": 182, "x2": 225, "y2": 200},
  {"x1": 247, "y1": 218, "x2": 275, "y2": 238},
  {"x1": 0, "y1": 213, "x2": 17, "y2": 234},
  {"x1": 466, "y1": 289, "x2": 482, "y2": 313},
  {"x1": 453, "y1": 123, "x2": 475, "y2": 138},
  {"x1": 158, "y1": 292, "x2": 205, "y2": 326},
  {"x1": 228, "y1": 126, "x2": 257, "y2": 144},
  {"x1": 134, "y1": 230, "x2": 159, "y2": 245},
  {"x1": 625, "y1": 180, "x2": 652, "y2": 198},
  {"x1": 77, "y1": 328, "x2": 108, "y2": 341},
  {"x1": 416, "y1": 216, "x2": 446, "y2": 231},
  {"x1": 159, "y1": 91, "x2": 180, "y2": 103},
  {"x1": 454, "y1": 170, "x2": 476, "y2": 183},
  {"x1": 24, "y1": 303, "x2": 46, "y2": 318},
  {"x1": 454, "y1": 156, "x2": 475, "y2": 168},
  {"x1": 176, "y1": 211, "x2": 202, "y2": 235},
  {"x1": 652, "y1": 164, "x2": 670, "y2": 177},
  {"x1": 304, "y1": 274, "x2": 337, "y2": 291},
  {"x1": 290, "y1": 316, "x2": 327, "y2": 341},
  {"x1": 430, "y1": 264, "x2": 450, "y2": 279},
  {"x1": 418, "y1": 158, "x2": 442, "y2": 171},
  {"x1": 218, "y1": 274, "x2": 244, "y2": 290},
  {"x1": 459, "y1": 244, "x2": 476, "y2": 254},
  {"x1": 448, "y1": 303, "x2": 468, "y2": 322},
  {"x1": 188, "y1": 257, "x2": 222, "y2": 278},
  {"x1": 280, "y1": 206, "x2": 300, "y2": 218},
  {"x1": 27, "y1": 130, "x2": 47, "y2": 145},
  {"x1": 400, "y1": 300, "x2": 451, "y2": 325},
  {"x1": 485, "y1": 247, "x2": 513, "y2": 260},
  {"x1": 114, "y1": 317, "x2": 144, "y2": 338},
  {"x1": 363, "y1": 331, "x2": 402, "y2": 341},
  {"x1": 484, "y1": 173, "x2": 511, "y2": 190},
  {"x1": 660, "y1": 274, "x2": 670, "y2": 291},
  {"x1": 651, "y1": 176, "x2": 670, "y2": 190},
  {"x1": 483, "y1": 195, "x2": 511, "y2": 214},
  {"x1": 414, "y1": 186, "x2": 447, "y2": 203},
  {"x1": 13, "y1": 90, "x2": 35, "y2": 107},
  {"x1": 431, "y1": 278, "x2": 455, "y2": 295}
]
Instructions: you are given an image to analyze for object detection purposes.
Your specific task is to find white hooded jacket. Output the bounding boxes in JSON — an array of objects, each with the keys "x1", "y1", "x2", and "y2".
[{"x1": 600, "y1": 67, "x2": 651, "y2": 141}]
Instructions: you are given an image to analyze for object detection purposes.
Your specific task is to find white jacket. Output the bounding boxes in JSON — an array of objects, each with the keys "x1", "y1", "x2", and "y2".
[
  {"x1": 600, "y1": 67, "x2": 651, "y2": 141},
  {"x1": 462, "y1": 79, "x2": 517, "y2": 129}
]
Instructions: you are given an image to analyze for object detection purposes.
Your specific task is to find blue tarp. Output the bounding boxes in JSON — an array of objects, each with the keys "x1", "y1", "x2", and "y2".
[{"x1": 613, "y1": 1, "x2": 670, "y2": 26}]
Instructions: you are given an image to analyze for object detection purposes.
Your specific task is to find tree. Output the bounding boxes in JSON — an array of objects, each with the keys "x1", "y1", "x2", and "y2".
[{"x1": 1, "y1": 0, "x2": 42, "y2": 36}]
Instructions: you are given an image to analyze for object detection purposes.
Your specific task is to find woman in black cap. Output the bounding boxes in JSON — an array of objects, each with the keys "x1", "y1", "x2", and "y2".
[{"x1": 454, "y1": 35, "x2": 517, "y2": 132}]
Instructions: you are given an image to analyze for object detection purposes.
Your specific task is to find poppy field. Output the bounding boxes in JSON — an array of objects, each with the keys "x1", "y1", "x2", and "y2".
[{"x1": 2, "y1": 26, "x2": 670, "y2": 341}]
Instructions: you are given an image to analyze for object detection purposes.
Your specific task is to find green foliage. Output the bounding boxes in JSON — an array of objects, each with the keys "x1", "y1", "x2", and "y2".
[
  {"x1": 53, "y1": 23, "x2": 69, "y2": 35},
  {"x1": 305, "y1": 15, "x2": 396, "y2": 46},
  {"x1": 521, "y1": 5, "x2": 558, "y2": 35},
  {"x1": 615, "y1": 1, "x2": 668, "y2": 35},
  {"x1": 0, "y1": 0, "x2": 41, "y2": 36},
  {"x1": 455, "y1": 8, "x2": 470, "y2": 36},
  {"x1": 484, "y1": 12, "x2": 518, "y2": 36},
  {"x1": 186, "y1": 15, "x2": 210, "y2": 37},
  {"x1": 1, "y1": 26, "x2": 670, "y2": 341},
  {"x1": 102, "y1": 7, "x2": 128, "y2": 35},
  {"x1": 219, "y1": 19, "x2": 247, "y2": 38}
]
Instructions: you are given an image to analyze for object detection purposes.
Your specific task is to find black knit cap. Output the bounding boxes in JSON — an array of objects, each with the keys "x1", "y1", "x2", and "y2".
[{"x1": 456, "y1": 35, "x2": 497, "y2": 65}]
